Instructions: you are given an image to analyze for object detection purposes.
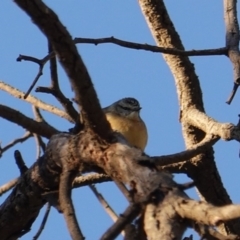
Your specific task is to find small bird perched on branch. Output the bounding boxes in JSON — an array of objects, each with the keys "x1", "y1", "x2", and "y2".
[{"x1": 103, "y1": 97, "x2": 148, "y2": 151}]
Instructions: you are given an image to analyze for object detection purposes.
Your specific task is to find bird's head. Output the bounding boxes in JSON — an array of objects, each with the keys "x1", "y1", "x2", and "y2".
[{"x1": 115, "y1": 97, "x2": 142, "y2": 118}]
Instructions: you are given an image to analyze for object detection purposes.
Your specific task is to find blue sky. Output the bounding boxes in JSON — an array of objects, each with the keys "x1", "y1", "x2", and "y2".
[{"x1": 1, "y1": 1, "x2": 240, "y2": 239}]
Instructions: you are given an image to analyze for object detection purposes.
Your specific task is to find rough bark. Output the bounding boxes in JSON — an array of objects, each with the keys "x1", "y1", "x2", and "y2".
[{"x1": 138, "y1": 0, "x2": 240, "y2": 234}]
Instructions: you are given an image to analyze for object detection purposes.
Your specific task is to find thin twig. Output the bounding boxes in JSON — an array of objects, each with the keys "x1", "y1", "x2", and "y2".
[
  {"x1": 226, "y1": 83, "x2": 239, "y2": 104},
  {"x1": 32, "y1": 107, "x2": 47, "y2": 157},
  {"x1": 89, "y1": 185, "x2": 119, "y2": 222},
  {"x1": 114, "y1": 180, "x2": 132, "y2": 203},
  {"x1": 17, "y1": 52, "x2": 55, "y2": 98},
  {"x1": 34, "y1": 134, "x2": 42, "y2": 159},
  {"x1": 0, "y1": 131, "x2": 32, "y2": 157},
  {"x1": 100, "y1": 203, "x2": 141, "y2": 240},
  {"x1": 74, "y1": 37, "x2": 228, "y2": 56},
  {"x1": 32, "y1": 106, "x2": 45, "y2": 123},
  {"x1": 32, "y1": 203, "x2": 51, "y2": 240},
  {"x1": 36, "y1": 43, "x2": 80, "y2": 124}
]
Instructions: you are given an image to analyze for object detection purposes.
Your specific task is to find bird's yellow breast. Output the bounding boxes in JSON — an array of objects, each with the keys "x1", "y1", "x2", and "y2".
[{"x1": 105, "y1": 112, "x2": 148, "y2": 150}]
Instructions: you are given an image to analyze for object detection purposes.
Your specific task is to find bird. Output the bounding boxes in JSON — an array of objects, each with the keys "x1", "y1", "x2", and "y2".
[{"x1": 103, "y1": 97, "x2": 148, "y2": 151}]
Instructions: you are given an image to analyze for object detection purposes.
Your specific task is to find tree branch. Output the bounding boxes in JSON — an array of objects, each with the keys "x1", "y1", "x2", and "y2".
[
  {"x1": 138, "y1": 0, "x2": 238, "y2": 234},
  {"x1": 153, "y1": 134, "x2": 219, "y2": 168},
  {"x1": 14, "y1": 0, "x2": 111, "y2": 140},
  {"x1": 72, "y1": 173, "x2": 111, "y2": 188},
  {"x1": 100, "y1": 203, "x2": 141, "y2": 240},
  {"x1": 183, "y1": 109, "x2": 240, "y2": 141},
  {"x1": 35, "y1": 42, "x2": 80, "y2": 124},
  {"x1": 0, "y1": 81, "x2": 73, "y2": 122},
  {"x1": 224, "y1": 0, "x2": 240, "y2": 104},
  {"x1": 74, "y1": 37, "x2": 227, "y2": 56},
  {"x1": 0, "y1": 104, "x2": 59, "y2": 138},
  {"x1": 16, "y1": 52, "x2": 55, "y2": 98},
  {"x1": 0, "y1": 178, "x2": 18, "y2": 196},
  {"x1": 59, "y1": 168, "x2": 84, "y2": 240},
  {"x1": 0, "y1": 131, "x2": 32, "y2": 157},
  {"x1": 32, "y1": 203, "x2": 51, "y2": 240}
]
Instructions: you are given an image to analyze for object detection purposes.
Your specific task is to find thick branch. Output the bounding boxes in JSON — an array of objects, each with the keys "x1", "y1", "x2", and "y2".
[
  {"x1": 0, "y1": 104, "x2": 59, "y2": 138},
  {"x1": 138, "y1": 0, "x2": 238, "y2": 234},
  {"x1": 14, "y1": 0, "x2": 111, "y2": 140},
  {"x1": 74, "y1": 37, "x2": 227, "y2": 56},
  {"x1": 183, "y1": 109, "x2": 240, "y2": 141},
  {"x1": 224, "y1": 0, "x2": 240, "y2": 104}
]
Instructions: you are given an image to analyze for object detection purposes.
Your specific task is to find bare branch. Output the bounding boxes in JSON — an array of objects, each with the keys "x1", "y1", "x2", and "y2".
[
  {"x1": 138, "y1": 0, "x2": 238, "y2": 234},
  {"x1": 14, "y1": 150, "x2": 28, "y2": 175},
  {"x1": 16, "y1": 52, "x2": 55, "y2": 98},
  {"x1": 14, "y1": 0, "x2": 112, "y2": 140},
  {"x1": 175, "y1": 198, "x2": 240, "y2": 227},
  {"x1": 100, "y1": 203, "x2": 141, "y2": 240},
  {"x1": 224, "y1": 0, "x2": 240, "y2": 104},
  {"x1": 183, "y1": 109, "x2": 240, "y2": 141},
  {"x1": 0, "y1": 131, "x2": 32, "y2": 157},
  {"x1": 74, "y1": 37, "x2": 227, "y2": 56},
  {"x1": 0, "y1": 178, "x2": 18, "y2": 196},
  {"x1": 59, "y1": 168, "x2": 85, "y2": 240},
  {"x1": 0, "y1": 104, "x2": 59, "y2": 138},
  {"x1": 32, "y1": 203, "x2": 51, "y2": 240},
  {"x1": 89, "y1": 184, "x2": 119, "y2": 223},
  {"x1": 72, "y1": 173, "x2": 111, "y2": 188},
  {"x1": 0, "y1": 81, "x2": 73, "y2": 122},
  {"x1": 153, "y1": 134, "x2": 219, "y2": 168},
  {"x1": 194, "y1": 224, "x2": 240, "y2": 240},
  {"x1": 35, "y1": 43, "x2": 80, "y2": 124}
]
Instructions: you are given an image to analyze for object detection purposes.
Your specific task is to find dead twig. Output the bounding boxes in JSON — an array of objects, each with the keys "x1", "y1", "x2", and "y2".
[
  {"x1": 35, "y1": 43, "x2": 80, "y2": 124},
  {"x1": 0, "y1": 131, "x2": 32, "y2": 157},
  {"x1": 32, "y1": 203, "x2": 51, "y2": 240},
  {"x1": 74, "y1": 37, "x2": 227, "y2": 56},
  {"x1": 100, "y1": 203, "x2": 141, "y2": 240},
  {"x1": 16, "y1": 52, "x2": 55, "y2": 99}
]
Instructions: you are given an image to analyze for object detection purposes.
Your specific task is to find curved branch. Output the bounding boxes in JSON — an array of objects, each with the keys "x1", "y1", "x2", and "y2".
[
  {"x1": 153, "y1": 134, "x2": 219, "y2": 168},
  {"x1": 183, "y1": 109, "x2": 240, "y2": 141}
]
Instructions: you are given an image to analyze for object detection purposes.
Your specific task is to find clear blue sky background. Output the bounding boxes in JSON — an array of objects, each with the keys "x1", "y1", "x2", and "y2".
[{"x1": 1, "y1": 1, "x2": 240, "y2": 239}]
